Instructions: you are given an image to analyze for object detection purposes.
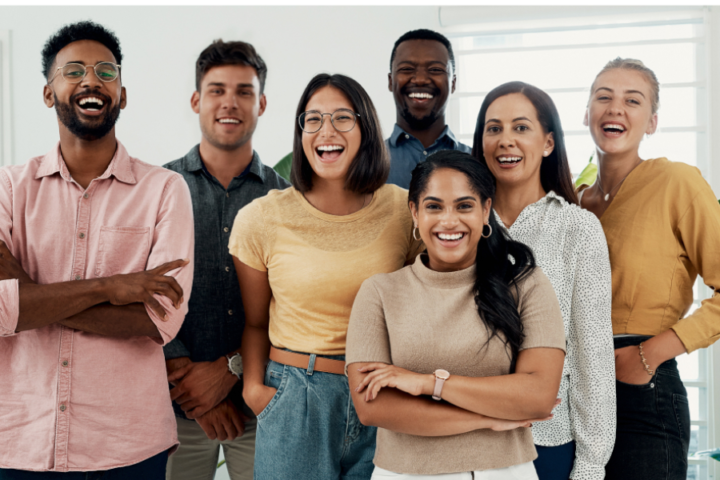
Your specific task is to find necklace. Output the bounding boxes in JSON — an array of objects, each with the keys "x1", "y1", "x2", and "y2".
[{"x1": 596, "y1": 165, "x2": 637, "y2": 202}]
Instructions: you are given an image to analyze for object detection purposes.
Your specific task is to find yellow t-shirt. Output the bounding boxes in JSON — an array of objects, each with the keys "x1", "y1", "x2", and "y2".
[{"x1": 229, "y1": 184, "x2": 423, "y2": 355}]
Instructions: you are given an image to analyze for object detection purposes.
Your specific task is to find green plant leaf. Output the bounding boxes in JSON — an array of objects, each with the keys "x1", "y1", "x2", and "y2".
[
  {"x1": 217, "y1": 459, "x2": 226, "y2": 469},
  {"x1": 575, "y1": 162, "x2": 598, "y2": 188}
]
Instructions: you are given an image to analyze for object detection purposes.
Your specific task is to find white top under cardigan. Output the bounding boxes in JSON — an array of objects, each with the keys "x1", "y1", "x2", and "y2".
[{"x1": 496, "y1": 191, "x2": 616, "y2": 480}]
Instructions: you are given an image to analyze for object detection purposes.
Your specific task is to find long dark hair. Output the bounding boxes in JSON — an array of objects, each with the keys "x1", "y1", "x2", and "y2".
[
  {"x1": 408, "y1": 150, "x2": 536, "y2": 370},
  {"x1": 291, "y1": 73, "x2": 389, "y2": 194},
  {"x1": 471, "y1": 81, "x2": 578, "y2": 205}
]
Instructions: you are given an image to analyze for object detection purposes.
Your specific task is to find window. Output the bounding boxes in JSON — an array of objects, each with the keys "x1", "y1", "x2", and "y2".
[{"x1": 443, "y1": 7, "x2": 716, "y2": 479}]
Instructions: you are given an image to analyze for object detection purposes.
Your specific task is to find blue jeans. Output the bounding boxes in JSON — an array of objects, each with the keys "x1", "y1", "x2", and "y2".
[
  {"x1": 605, "y1": 336, "x2": 689, "y2": 480},
  {"x1": 0, "y1": 450, "x2": 167, "y2": 480},
  {"x1": 533, "y1": 441, "x2": 575, "y2": 480},
  {"x1": 254, "y1": 356, "x2": 376, "y2": 480}
]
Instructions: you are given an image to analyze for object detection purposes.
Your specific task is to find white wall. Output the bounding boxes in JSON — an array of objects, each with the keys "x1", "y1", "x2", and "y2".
[{"x1": 0, "y1": 6, "x2": 439, "y2": 167}]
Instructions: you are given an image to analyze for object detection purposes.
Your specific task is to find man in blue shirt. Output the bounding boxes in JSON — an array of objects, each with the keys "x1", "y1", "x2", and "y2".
[
  {"x1": 386, "y1": 29, "x2": 471, "y2": 188},
  {"x1": 163, "y1": 40, "x2": 289, "y2": 480}
]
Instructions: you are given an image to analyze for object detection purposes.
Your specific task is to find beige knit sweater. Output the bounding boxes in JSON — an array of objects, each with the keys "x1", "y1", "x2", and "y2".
[{"x1": 346, "y1": 255, "x2": 566, "y2": 475}]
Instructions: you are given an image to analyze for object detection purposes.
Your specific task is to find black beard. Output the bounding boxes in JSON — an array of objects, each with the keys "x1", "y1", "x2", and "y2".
[
  {"x1": 54, "y1": 93, "x2": 121, "y2": 141},
  {"x1": 399, "y1": 105, "x2": 440, "y2": 131}
]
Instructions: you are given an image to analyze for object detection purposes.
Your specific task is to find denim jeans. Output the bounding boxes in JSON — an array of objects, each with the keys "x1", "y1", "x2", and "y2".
[
  {"x1": 0, "y1": 450, "x2": 167, "y2": 480},
  {"x1": 533, "y1": 441, "x2": 575, "y2": 480},
  {"x1": 605, "y1": 336, "x2": 690, "y2": 480},
  {"x1": 254, "y1": 356, "x2": 376, "y2": 480}
]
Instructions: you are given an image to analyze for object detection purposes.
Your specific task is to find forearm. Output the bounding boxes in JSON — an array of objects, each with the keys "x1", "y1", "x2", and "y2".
[
  {"x1": 16, "y1": 279, "x2": 109, "y2": 332},
  {"x1": 59, "y1": 302, "x2": 161, "y2": 338},
  {"x1": 241, "y1": 322, "x2": 271, "y2": 390},
  {"x1": 350, "y1": 375, "x2": 493, "y2": 436},
  {"x1": 643, "y1": 329, "x2": 687, "y2": 367},
  {"x1": 439, "y1": 372, "x2": 559, "y2": 420}
]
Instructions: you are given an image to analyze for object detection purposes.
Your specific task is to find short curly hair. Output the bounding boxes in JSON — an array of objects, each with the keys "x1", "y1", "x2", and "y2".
[{"x1": 41, "y1": 21, "x2": 122, "y2": 80}]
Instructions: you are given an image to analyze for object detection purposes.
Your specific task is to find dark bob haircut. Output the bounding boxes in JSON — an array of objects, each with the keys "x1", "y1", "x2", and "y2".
[
  {"x1": 41, "y1": 21, "x2": 122, "y2": 80},
  {"x1": 291, "y1": 73, "x2": 389, "y2": 194},
  {"x1": 195, "y1": 39, "x2": 267, "y2": 94},
  {"x1": 390, "y1": 29, "x2": 455, "y2": 74},
  {"x1": 472, "y1": 81, "x2": 578, "y2": 206}
]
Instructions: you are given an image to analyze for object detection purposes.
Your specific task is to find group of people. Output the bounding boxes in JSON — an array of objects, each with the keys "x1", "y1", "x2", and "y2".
[{"x1": 0, "y1": 18, "x2": 718, "y2": 480}]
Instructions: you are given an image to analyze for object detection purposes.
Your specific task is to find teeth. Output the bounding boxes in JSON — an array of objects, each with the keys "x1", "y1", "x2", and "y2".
[
  {"x1": 317, "y1": 145, "x2": 344, "y2": 152},
  {"x1": 78, "y1": 97, "x2": 103, "y2": 106},
  {"x1": 498, "y1": 156, "x2": 522, "y2": 163},
  {"x1": 438, "y1": 233, "x2": 464, "y2": 240},
  {"x1": 218, "y1": 118, "x2": 240, "y2": 124},
  {"x1": 603, "y1": 124, "x2": 625, "y2": 131},
  {"x1": 408, "y1": 92, "x2": 434, "y2": 99}
]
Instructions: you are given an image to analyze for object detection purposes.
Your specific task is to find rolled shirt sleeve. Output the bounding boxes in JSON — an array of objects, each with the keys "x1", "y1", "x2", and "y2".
[
  {"x1": 143, "y1": 175, "x2": 194, "y2": 345},
  {"x1": 0, "y1": 169, "x2": 18, "y2": 336}
]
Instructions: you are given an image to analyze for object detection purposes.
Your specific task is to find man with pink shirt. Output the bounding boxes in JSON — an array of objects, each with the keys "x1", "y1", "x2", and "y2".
[{"x1": 0, "y1": 21, "x2": 194, "y2": 479}]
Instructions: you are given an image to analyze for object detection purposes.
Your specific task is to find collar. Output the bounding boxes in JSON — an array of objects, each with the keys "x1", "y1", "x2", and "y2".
[
  {"x1": 183, "y1": 144, "x2": 267, "y2": 183},
  {"x1": 389, "y1": 123, "x2": 461, "y2": 149},
  {"x1": 35, "y1": 140, "x2": 136, "y2": 185}
]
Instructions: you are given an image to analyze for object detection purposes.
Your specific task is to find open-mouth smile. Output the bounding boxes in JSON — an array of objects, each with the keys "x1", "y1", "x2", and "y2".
[
  {"x1": 75, "y1": 95, "x2": 108, "y2": 116},
  {"x1": 316, "y1": 144, "x2": 345, "y2": 162}
]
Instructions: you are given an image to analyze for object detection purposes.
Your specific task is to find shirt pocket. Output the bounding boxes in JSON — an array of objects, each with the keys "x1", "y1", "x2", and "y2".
[{"x1": 95, "y1": 226, "x2": 151, "y2": 278}]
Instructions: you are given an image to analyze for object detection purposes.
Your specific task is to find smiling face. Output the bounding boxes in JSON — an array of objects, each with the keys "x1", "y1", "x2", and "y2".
[
  {"x1": 389, "y1": 39, "x2": 455, "y2": 131},
  {"x1": 43, "y1": 39, "x2": 126, "y2": 141},
  {"x1": 193, "y1": 64, "x2": 266, "y2": 151},
  {"x1": 584, "y1": 68, "x2": 658, "y2": 158},
  {"x1": 410, "y1": 168, "x2": 491, "y2": 272},
  {"x1": 482, "y1": 93, "x2": 554, "y2": 190},
  {"x1": 301, "y1": 86, "x2": 361, "y2": 184}
]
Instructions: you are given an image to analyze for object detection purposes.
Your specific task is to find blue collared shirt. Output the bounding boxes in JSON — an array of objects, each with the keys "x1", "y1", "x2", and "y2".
[
  {"x1": 163, "y1": 145, "x2": 290, "y2": 419},
  {"x1": 385, "y1": 124, "x2": 472, "y2": 189}
]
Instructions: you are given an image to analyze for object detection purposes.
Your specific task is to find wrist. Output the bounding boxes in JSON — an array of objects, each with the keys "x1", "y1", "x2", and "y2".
[{"x1": 423, "y1": 373, "x2": 436, "y2": 396}]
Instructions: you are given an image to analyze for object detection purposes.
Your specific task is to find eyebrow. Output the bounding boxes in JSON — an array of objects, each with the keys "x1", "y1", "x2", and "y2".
[
  {"x1": 595, "y1": 86, "x2": 646, "y2": 98},
  {"x1": 485, "y1": 116, "x2": 532, "y2": 125},
  {"x1": 422, "y1": 195, "x2": 477, "y2": 203}
]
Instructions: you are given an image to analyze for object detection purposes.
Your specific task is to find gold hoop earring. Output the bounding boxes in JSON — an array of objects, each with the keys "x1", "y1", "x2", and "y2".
[
  {"x1": 413, "y1": 225, "x2": 421, "y2": 241},
  {"x1": 481, "y1": 224, "x2": 492, "y2": 239}
]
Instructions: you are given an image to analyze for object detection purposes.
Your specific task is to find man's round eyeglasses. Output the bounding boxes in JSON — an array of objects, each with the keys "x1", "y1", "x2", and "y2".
[
  {"x1": 48, "y1": 62, "x2": 121, "y2": 84},
  {"x1": 298, "y1": 109, "x2": 360, "y2": 134}
]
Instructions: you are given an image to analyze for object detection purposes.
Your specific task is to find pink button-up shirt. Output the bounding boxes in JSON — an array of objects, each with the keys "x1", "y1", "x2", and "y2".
[{"x1": 0, "y1": 141, "x2": 194, "y2": 472}]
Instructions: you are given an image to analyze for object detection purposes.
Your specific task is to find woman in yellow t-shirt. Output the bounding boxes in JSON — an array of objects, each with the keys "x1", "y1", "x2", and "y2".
[
  {"x1": 229, "y1": 73, "x2": 422, "y2": 479},
  {"x1": 579, "y1": 58, "x2": 720, "y2": 480}
]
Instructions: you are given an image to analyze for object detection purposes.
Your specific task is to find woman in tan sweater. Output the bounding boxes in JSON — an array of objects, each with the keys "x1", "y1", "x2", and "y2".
[
  {"x1": 579, "y1": 58, "x2": 720, "y2": 480},
  {"x1": 346, "y1": 150, "x2": 567, "y2": 479}
]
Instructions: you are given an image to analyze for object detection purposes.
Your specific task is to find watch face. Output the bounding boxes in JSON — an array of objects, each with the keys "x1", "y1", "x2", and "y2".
[
  {"x1": 435, "y1": 369, "x2": 450, "y2": 380},
  {"x1": 229, "y1": 355, "x2": 243, "y2": 375}
]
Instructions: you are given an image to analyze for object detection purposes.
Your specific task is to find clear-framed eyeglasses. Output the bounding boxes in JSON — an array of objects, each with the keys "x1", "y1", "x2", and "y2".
[
  {"x1": 48, "y1": 62, "x2": 122, "y2": 84},
  {"x1": 298, "y1": 109, "x2": 361, "y2": 133}
]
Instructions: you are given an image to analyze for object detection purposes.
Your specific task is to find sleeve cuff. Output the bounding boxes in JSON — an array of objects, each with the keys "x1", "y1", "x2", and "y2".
[
  {"x1": 0, "y1": 279, "x2": 19, "y2": 336},
  {"x1": 570, "y1": 457, "x2": 606, "y2": 480}
]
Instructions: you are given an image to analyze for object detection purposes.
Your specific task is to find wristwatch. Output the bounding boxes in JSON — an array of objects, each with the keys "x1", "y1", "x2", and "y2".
[
  {"x1": 226, "y1": 353, "x2": 243, "y2": 379},
  {"x1": 432, "y1": 369, "x2": 450, "y2": 401}
]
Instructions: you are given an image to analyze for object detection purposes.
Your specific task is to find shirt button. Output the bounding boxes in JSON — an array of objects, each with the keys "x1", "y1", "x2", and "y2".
[
  {"x1": 225, "y1": 266, "x2": 230, "y2": 272},
  {"x1": 83, "y1": 193, "x2": 89, "y2": 199},
  {"x1": 62, "y1": 360, "x2": 68, "y2": 367},
  {"x1": 224, "y1": 227, "x2": 229, "y2": 233},
  {"x1": 405, "y1": 134, "x2": 410, "y2": 139},
  {"x1": 423, "y1": 151, "x2": 428, "y2": 155},
  {"x1": 228, "y1": 310, "x2": 233, "y2": 316},
  {"x1": 74, "y1": 275, "x2": 81, "y2": 281},
  {"x1": 78, "y1": 232, "x2": 85, "y2": 239},
  {"x1": 59, "y1": 404, "x2": 66, "y2": 412},
  {"x1": 226, "y1": 192, "x2": 230, "y2": 198}
]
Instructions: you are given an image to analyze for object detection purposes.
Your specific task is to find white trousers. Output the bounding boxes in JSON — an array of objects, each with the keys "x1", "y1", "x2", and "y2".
[
  {"x1": 166, "y1": 416, "x2": 257, "y2": 480},
  {"x1": 371, "y1": 461, "x2": 539, "y2": 480}
]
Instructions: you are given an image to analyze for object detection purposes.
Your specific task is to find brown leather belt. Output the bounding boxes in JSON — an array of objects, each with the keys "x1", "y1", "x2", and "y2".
[{"x1": 269, "y1": 346, "x2": 346, "y2": 375}]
